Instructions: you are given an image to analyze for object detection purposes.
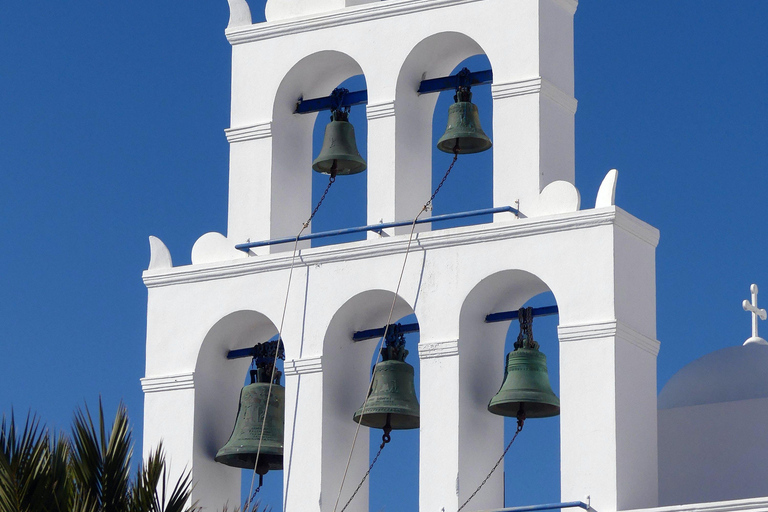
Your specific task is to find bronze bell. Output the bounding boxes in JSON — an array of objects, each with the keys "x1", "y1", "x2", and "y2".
[
  {"x1": 488, "y1": 307, "x2": 560, "y2": 418},
  {"x1": 216, "y1": 366, "x2": 285, "y2": 474},
  {"x1": 354, "y1": 328, "x2": 420, "y2": 430},
  {"x1": 312, "y1": 109, "x2": 367, "y2": 175},
  {"x1": 437, "y1": 86, "x2": 492, "y2": 154}
]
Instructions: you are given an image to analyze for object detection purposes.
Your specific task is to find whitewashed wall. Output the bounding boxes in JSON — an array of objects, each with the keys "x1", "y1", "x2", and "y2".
[{"x1": 142, "y1": 1, "x2": 662, "y2": 511}]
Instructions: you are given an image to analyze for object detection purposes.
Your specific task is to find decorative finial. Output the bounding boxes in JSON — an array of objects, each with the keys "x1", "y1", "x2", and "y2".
[{"x1": 742, "y1": 284, "x2": 768, "y2": 345}]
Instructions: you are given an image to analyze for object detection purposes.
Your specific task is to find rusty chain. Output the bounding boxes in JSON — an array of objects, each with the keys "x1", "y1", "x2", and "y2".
[{"x1": 457, "y1": 413, "x2": 525, "y2": 512}]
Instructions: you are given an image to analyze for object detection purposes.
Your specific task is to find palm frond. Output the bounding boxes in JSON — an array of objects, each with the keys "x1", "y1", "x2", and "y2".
[
  {"x1": 0, "y1": 412, "x2": 72, "y2": 512},
  {"x1": 69, "y1": 400, "x2": 132, "y2": 512},
  {"x1": 131, "y1": 444, "x2": 198, "y2": 512},
  {"x1": 1, "y1": 401, "x2": 200, "y2": 512}
]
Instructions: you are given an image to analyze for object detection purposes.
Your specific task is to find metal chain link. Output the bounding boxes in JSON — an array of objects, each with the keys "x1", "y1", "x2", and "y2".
[
  {"x1": 457, "y1": 415, "x2": 525, "y2": 512},
  {"x1": 423, "y1": 150, "x2": 459, "y2": 212},
  {"x1": 304, "y1": 174, "x2": 336, "y2": 228},
  {"x1": 247, "y1": 480, "x2": 262, "y2": 508},
  {"x1": 340, "y1": 428, "x2": 392, "y2": 512}
]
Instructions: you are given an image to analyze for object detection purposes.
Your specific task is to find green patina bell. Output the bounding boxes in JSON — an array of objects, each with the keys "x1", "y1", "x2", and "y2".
[
  {"x1": 488, "y1": 308, "x2": 560, "y2": 418},
  {"x1": 216, "y1": 366, "x2": 285, "y2": 474},
  {"x1": 437, "y1": 87, "x2": 492, "y2": 154},
  {"x1": 312, "y1": 109, "x2": 367, "y2": 175},
  {"x1": 354, "y1": 329, "x2": 420, "y2": 430}
]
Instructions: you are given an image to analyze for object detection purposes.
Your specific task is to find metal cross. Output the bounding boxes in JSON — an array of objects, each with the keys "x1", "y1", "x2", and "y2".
[{"x1": 742, "y1": 284, "x2": 768, "y2": 345}]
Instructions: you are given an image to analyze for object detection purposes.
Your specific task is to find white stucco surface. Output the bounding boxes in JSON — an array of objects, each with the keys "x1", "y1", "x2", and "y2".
[{"x1": 141, "y1": 1, "x2": 669, "y2": 511}]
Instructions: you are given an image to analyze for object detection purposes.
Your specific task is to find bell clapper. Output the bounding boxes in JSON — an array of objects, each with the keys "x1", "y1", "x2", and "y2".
[
  {"x1": 516, "y1": 407, "x2": 526, "y2": 433},
  {"x1": 381, "y1": 413, "x2": 393, "y2": 446}
]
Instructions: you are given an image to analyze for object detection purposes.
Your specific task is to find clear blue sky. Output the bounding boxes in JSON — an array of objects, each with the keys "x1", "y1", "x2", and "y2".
[{"x1": 1, "y1": 2, "x2": 767, "y2": 511}]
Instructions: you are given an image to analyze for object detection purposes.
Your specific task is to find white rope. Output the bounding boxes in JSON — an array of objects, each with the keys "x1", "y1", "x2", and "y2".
[
  {"x1": 332, "y1": 151, "x2": 459, "y2": 512},
  {"x1": 244, "y1": 175, "x2": 336, "y2": 512}
]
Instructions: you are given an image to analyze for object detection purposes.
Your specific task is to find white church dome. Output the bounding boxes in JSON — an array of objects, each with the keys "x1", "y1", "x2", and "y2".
[{"x1": 658, "y1": 344, "x2": 768, "y2": 409}]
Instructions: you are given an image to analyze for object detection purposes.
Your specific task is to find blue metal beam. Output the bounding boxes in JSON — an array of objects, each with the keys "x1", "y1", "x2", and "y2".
[
  {"x1": 227, "y1": 303, "x2": 559, "y2": 357},
  {"x1": 474, "y1": 501, "x2": 590, "y2": 512},
  {"x1": 295, "y1": 89, "x2": 368, "y2": 114},
  {"x1": 293, "y1": 67, "x2": 493, "y2": 114},
  {"x1": 234, "y1": 205, "x2": 519, "y2": 252},
  {"x1": 352, "y1": 305, "x2": 558, "y2": 342},
  {"x1": 418, "y1": 68, "x2": 493, "y2": 94},
  {"x1": 227, "y1": 347, "x2": 259, "y2": 360},
  {"x1": 352, "y1": 322, "x2": 420, "y2": 342},
  {"x1": 485, "y1": 305, "x2": 559, "y2": 323}
]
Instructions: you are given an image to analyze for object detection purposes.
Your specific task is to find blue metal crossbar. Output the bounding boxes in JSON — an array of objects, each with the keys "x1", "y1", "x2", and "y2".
[
  {"x1": 418, "y1": 68, "x2": 493, "y2": 94},
  {"x1": 485, "y1": 305, "x2": 559, "y2": 324},
  {"x1": 353, "y1": 322, "x2": 420, "y2": 342},
  {"x1": 295, "y1": 88, "x2": 368, "y2": 114},
  {"x1": 227, "y1": 347, "x2": 259, "y2": 360},
  {"x1": 234, "y1": 205, "x2": 519, "y2": 252},
  {"x1": 352, "y1": 305, "x2": 558, "y2": 342},
  {"x1": 293, "y1": 67, "x2": 493, "y2": 114},
  {"x1": 228, "y1": 304, "x2": 559, "y2": 357},
  {"x1": 475, "y1": 500, "x2": 590, "y2": 512}
]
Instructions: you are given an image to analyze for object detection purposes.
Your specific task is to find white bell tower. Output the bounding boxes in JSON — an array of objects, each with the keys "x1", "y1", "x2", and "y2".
[{"x1": 141, "y1": 1, "x2": 661, "y2": 511}]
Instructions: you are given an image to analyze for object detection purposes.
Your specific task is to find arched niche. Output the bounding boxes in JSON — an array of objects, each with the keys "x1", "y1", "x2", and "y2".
[
  {"x1": 309, "y1": 73, "x2": 368, "y2": 247},
  {"x1": 320, "y1": 289, "x2": 415, "y2": 511},
  {"x1": 456, "y1": 269, "x2": 556, "y2": 510},
  {"x1": 192, "y1": 310, "x2": 280, "y2": 508},
  {"x1": 392, "y1": 32, "x2": 489, "y2": 233},
  {"x1": 430, "y1": 54, "x2": 494, "y2": 225},
  {"x1": 270, "y1": 51, "x2": 367, "y2": 248}
]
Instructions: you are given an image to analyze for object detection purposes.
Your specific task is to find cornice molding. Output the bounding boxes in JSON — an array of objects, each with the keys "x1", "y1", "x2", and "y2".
[
  {"x1": 225, "y1": 122, "x2": 273, "y2": 143},
  {"x1": 284, "y1": 356, "x2": 323, "y2": 376},
  {"x1": 366, "y1": 101, "x2": 396, "y2": 120},
  {"x1": 623, "y1": 496, "x2": 768, "y2": 512},
  {"x1": 614, "y1": 206, "x2": 661, "y2": 247},
  {"x1": 143, "y1": 207, "x2": 656, "y2": 288},
  {"x1": 492, "y1": 77, "x2": 577, "y2": 114},
  {"x1": 226, "y1": 0, "x2": 483, "y2": 45},
  {"x1": 418, "y1": 339, "x2": 459, "y2": 359},
  {"x1": 558, "y1": 320, "x2": 660, "y2": 356},
  {"x1": 141, "y1": 372, "x2": 195, "y2": 393}
]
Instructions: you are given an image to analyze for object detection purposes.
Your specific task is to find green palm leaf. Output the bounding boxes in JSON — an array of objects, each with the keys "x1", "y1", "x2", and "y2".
[
  {"x1": 0, "y1": 412, "x2": 71, "y2": 512},
  {"x1": 69, "y1": 400, "x2": 132, "y2": 512},
  {"x1": 1, "y1": 401, "x2": 199, "y2": 512}
]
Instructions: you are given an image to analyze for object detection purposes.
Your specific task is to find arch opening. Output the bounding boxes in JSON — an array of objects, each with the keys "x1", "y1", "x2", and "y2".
[
  {"x1": 458, "y1": 270, "x2": 561, "y2": 510},
  {"x1": 321, "y1": 290, "x2": 419, "y2": 511},
  {"x1": 271, "y1": 51, "x2": 367, "y2": 250},
  {"x1": 430, "y1": 54, "x2": 494, "y2": 228},
  {"x1": 310, "y1": 73, "x2": 369, "y2": 248},
  {"x1": 394, "y1": 32, "x2": 494, "y2": 235},
  {"x1": 364, "y1": 312, "x2": 421, "y2": 512},
  {"x1": 193, "y1": 310, "x2": 282, "y2": 510}
]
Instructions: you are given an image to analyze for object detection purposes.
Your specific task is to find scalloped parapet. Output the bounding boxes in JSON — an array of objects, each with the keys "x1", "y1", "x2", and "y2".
[
  {"x1": 148, "y1": 236, "x2": 173, "y2": 270},
  {"x1": 537, "y1": 180, "x2": 581, "y2": 216},
  {"x1": 226, "y1": 0, "x2": 252, "y2": 28},
  {"x1": 191, "y1": 232, "x2": 248, "y2": 265},
  {"x1": 596, "y1": 168, "x2": 618, "y2": 208},
  {"x1": 264, "y1": 0, "x2": 382, "y2": 22}
]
